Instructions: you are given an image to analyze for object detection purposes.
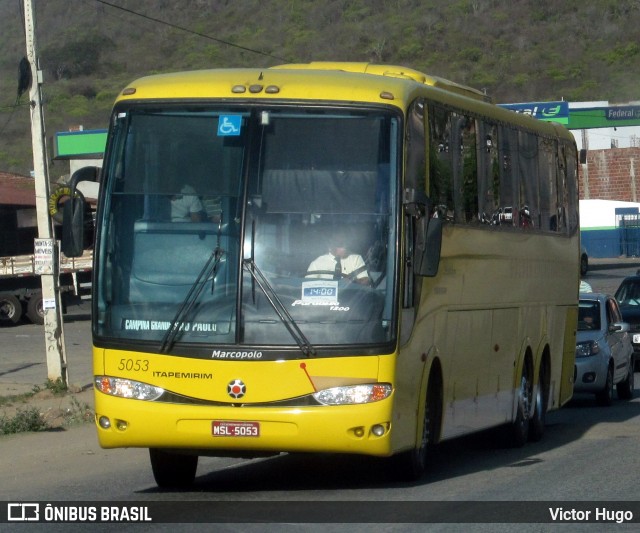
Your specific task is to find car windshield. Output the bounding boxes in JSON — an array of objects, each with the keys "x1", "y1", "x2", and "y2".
[
  {"x1": 93, "y1": 105, "x2": 400, "y2": 359},
  {"x1": 615, "y1": 280, "x2": 640, "y2": 306},
  {"x1": 578, "y1": 300, "x2": 601, "y2": 331}
]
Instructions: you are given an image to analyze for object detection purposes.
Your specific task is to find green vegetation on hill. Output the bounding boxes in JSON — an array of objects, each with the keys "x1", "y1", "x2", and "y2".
[{"x1": 1, "y1": 0, "x2": 639, "y2": 175}]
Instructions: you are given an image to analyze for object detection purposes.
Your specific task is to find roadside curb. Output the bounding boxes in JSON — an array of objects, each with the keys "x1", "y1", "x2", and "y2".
[{"x1": 588, "y1": 259, "x2": 640, "y2": 272}]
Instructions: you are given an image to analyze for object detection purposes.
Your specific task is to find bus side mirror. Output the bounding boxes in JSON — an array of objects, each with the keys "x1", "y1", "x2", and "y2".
[
  {"x1": 415, "y1": 216, "x2": 443, "y2": 277},
  {"x1": 61, "y1": 166, "x2": 99, "y2": 258},
  {"x1": 579, "y1": 149, "x2": 587, "y2": 164},
  {"x1": 61, "y1": 196, "x2": 85, "y2": 257}
]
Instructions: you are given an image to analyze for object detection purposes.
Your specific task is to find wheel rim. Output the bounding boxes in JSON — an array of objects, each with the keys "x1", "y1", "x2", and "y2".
[
  {"x1": 533, "y1": 383, "x2": 542, "y2": 419},
  {"x1": 518, "y1": 370, "x2": 533, "y2": 422},
  {"x1": 1, "y1": 301, "x2": 17, "y2": 320}
]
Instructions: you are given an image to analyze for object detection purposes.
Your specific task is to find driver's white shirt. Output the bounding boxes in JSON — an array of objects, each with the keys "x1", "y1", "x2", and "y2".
[
  {"x1": 307, "y1": 253, "x2": 368, "y2": 280},
  {"x1": 171, "y1": 185, "x2": 203, "y2": 221}
]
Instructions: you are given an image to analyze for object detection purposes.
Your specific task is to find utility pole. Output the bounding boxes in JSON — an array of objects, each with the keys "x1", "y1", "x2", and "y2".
[
  {"x1": 581, "y1": 129, "x2": 590, "y2": 200},
  {"x1": 23, "y1": 0, "x2": 68, "y2": 385}
]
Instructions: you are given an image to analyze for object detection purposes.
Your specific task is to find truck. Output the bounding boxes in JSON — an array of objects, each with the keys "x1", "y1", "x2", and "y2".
[
  {"x1": 0, "y1": 249, "x2": 92, "y2": 325},
  {"x1": 0, "y1": 185, "x2": 93, "y2": 326}
]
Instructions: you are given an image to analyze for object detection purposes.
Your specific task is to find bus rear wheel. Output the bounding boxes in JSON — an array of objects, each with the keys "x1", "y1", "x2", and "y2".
[
  {"x1": 529, "y1": 359, "x2": 549, "y2": 442},
  {"x1": 149, "y1": 448, "x2": 198, "y2": 488},
  {"x1": 510, "y1": 359, "x2": 533, "y2": 447}
]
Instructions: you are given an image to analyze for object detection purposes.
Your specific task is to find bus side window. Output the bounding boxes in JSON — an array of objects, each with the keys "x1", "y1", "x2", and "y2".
[
  {"x1": 428, "y1": 104, "x2": 454, "y2": 220},
  {"x1": 538, "y1": 137, "x2": 557, "y2": 232},
  {"x1": 518, "y1": 131, "x2": 539, "y2": 229},
  {"x1": 455, "y1": 114, "x2": 478, "y2": 224},
  {"x1": 477, "y1": 120, "x2": 500, "y2": 225},
  {"x1": 498, "y1": 126, "x2": 518, "y2": 227}
]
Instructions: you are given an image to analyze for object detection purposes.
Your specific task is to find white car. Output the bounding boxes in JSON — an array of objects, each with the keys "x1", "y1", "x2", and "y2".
[{"x1": 575, "y1": 293, "x2": 634, "y2": 405}]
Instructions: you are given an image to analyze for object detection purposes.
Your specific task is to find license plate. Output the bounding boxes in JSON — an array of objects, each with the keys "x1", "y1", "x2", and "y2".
[
  {"x1": 212, "y1": 420, "x2": 260, "y2": 437},
  {"x1": 634, "y1": 334, "x2": 640, "y2": 344}
]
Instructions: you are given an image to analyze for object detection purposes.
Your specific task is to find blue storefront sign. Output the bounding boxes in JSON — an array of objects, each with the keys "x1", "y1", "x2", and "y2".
[
  {"x1": 499, "y1": 101, "x2": 569, "y2": 124},
  {"x1": 605, "y1": 106, "x2": 640, "y2": 120}
]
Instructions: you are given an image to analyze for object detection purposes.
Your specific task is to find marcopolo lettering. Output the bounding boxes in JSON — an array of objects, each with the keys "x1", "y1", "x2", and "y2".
[{"x1": 211, "y1": 350, "x2": 263, "y2": 359}]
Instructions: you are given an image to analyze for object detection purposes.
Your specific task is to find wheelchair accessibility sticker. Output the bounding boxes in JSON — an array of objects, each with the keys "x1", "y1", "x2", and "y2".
[{"x1": 218, "y1": 115, "x2": 242, "y2": 136}]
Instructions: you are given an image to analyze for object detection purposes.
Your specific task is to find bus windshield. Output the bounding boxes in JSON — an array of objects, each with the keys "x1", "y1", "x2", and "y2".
[{"x1": 94, "y1": 105, "x2": 400, "y2": 358}]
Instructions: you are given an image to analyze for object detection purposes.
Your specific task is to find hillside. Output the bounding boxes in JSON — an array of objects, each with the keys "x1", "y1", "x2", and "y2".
[{"x1": 1, "y1": 0, "x2": 640, "y2": 175}]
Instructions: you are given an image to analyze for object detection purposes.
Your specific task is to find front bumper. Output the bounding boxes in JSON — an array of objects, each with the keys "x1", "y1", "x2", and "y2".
[
  {"x1": 574, "y1": 355, "x2": 608, "y2": 393},
  {"x1": 94, "y1": 389, "x2": 395, "y2": 457}
]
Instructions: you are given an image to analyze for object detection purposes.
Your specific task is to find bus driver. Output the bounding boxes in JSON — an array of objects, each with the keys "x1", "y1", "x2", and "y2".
[
  {"x1": 306, "y1": 232, "x2": 370, "y2": 285},
  {"x1": 171, "y1": 185, "x2": 204, "y2": 222}
]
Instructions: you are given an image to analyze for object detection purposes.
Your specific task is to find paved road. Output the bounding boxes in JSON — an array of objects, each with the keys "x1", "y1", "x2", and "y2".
[
  {"x1": 585, "y1": 258, "x2": 640, "y2": 295},
  {"x1": 0, "y1": 302, "x2": 92, "y2": 396}
]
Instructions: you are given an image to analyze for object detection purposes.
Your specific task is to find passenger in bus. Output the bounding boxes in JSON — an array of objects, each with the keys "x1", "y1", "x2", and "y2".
[
  {"x1": 306, "y1": 232, "x2": 370, "y2": 285},
  {"x1": 171, "y1": 185, "x2": 204, "y2": 222}
]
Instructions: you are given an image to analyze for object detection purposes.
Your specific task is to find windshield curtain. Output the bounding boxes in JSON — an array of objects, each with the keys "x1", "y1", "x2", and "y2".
[{"x1": 94, "y1": 105, "x2": 400, "y2": 357}]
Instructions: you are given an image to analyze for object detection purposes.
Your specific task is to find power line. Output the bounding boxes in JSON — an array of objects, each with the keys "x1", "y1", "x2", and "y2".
[{"x1": 92, "y1": 0, "x2": 292, "y2": 63}]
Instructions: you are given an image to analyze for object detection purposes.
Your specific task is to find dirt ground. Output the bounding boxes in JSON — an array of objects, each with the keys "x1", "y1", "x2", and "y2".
[{"x1": 0, "y1": 384, "x2": 95, "y2": 431}]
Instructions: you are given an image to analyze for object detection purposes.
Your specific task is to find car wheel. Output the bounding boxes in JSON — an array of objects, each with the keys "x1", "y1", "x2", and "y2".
[
  {"x1": 580, "y1": 254, "x2": 588, "y2": 276},
  {"x1": 149, "y1": 448, "x2": 198, "y2": 488},
  {"x1": 596, "y1": 364, "x2": 614, "y2": 406},
  {"x1": 616, "y1": 357, "x2": 635, "y2": 400}
]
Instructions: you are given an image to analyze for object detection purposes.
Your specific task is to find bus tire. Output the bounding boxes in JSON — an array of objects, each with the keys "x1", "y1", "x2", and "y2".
[
  {"x1": 149, "y1": 448, "x2": 198, "y2": 488},
  {"x1": 0, "y1": 294, "x2": 22, "y2": 325},
  {"x1": 529, "y1": 357, "x2": 549, "y2": 442},
  {"x1": 510, "y1": 357, "x2": 533, "y2": 447},
  {"x1": 26, "y1": 292, "x2": 45, "y2": 325},
  {"x1": 394, "y1": 366, "x2": 442, "y2": 481}
]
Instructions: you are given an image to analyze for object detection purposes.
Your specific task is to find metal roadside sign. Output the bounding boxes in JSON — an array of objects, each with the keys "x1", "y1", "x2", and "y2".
[{"x1": 33, "y1": 237, "x2": 55, "y2": 275}]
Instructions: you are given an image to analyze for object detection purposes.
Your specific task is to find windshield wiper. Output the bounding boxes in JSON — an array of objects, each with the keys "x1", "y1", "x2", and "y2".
[
  {"x1": 242, "y1": 258, "x2": 317, "y2": 357},
  {"x1": 160, "y1": 244, "x2": 224, "y2": 353}
]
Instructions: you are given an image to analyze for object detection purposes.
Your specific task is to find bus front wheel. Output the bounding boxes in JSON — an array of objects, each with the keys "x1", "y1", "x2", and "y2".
[
  {"x1": 394, "y1": 368, "x2": 442, "y2": 481},
  {"x1": 149, "y1": 448, "x2": 198, "y2": 488}
]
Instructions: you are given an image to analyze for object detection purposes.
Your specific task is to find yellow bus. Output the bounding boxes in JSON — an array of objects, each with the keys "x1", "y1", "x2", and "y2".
[{"x1": 64, "y1": 62, "x2": 579, "y2": 487}]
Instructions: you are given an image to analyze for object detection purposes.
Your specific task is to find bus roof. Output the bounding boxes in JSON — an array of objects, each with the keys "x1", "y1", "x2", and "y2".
[
  {"x1": 270, "y1": 62, "x2": 490, "y2": 102},
  {"x1": 115, "y1": 63, "x2": 574, "y2": 143}
]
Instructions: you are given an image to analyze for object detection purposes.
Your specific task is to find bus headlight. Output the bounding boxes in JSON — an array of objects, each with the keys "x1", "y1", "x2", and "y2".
[
  {"x1": 312, "y1": 383, "x2": 392, "y2": 405},
  {"x1": 95, "y1": 376, "x2": 164, "y2": 401}
]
